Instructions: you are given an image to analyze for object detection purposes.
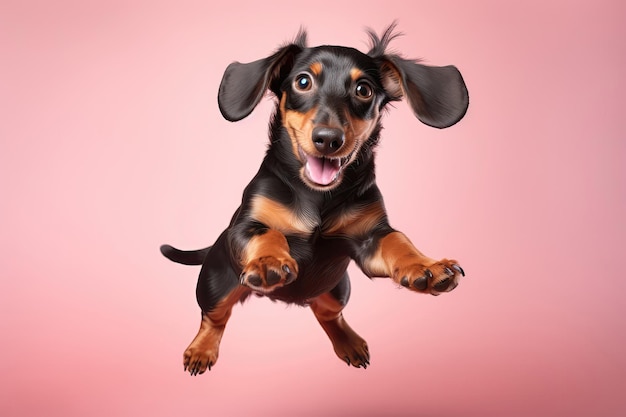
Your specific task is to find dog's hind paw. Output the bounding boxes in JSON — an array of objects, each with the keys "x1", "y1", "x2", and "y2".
[
  {"x1": 240, "y1": 255, "x2": 298, "y2": 293},
  {"x1": 183, "y1": 329, "x2": 221, "y2": 376},
  {"x1": 184, "y1": 346, "x2": 216, "y2": 376}
]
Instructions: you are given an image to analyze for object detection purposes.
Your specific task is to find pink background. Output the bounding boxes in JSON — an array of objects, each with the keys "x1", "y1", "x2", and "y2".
[{"x1": 2, "y1": 1, "x2": 625, "y2": 416}]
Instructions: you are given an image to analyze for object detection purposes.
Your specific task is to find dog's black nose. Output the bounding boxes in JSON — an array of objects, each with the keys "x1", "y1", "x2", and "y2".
[{"x1": 312, "y1": 127, "x2": 345, "y2": 155}]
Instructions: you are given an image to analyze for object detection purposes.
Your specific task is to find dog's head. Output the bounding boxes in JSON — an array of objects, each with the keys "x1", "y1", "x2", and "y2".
[{"x1": 218, "y1": 24, "x2": 469, "y2": 191}]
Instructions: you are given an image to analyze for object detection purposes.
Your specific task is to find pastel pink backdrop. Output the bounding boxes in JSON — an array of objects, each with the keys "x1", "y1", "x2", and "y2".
[{"x1": 1, "y1": 1, "x2": 624, "y2": 416}]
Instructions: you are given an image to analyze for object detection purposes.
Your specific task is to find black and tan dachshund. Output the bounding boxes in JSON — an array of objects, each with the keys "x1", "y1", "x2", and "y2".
[{"x1": 161, "y1": 24, "x2": 469, "y2": 375}]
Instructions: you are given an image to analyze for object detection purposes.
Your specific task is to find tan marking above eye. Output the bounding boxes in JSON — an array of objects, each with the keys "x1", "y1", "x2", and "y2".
[
  {"x1": 249, "y1": 195, "x2": 317, "y2": 235},
  {"x1": 350, "y1": 68, "x2": 364, "y2": 81},
  {"x1": 310, "y1": 62, "x2": 323, "y2": 76}
]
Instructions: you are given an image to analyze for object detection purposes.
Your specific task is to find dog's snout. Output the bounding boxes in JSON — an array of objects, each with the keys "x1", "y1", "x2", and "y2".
[{"x1": 312, "y1": 127, "x2": 345, "y2": 155}]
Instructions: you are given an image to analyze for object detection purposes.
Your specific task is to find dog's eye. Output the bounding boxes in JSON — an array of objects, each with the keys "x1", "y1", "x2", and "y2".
[
  {"x1": 295, "y1": 74, "x2": 313, "y2": 91},
  {"x1": 355, "y1": 81, "x2": 373, "y2": 100}
]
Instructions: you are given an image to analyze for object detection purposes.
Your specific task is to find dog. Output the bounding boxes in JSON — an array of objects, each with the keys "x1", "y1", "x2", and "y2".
[{"x1": 161, "y1": 23, "x2": 469, "y2": 375}]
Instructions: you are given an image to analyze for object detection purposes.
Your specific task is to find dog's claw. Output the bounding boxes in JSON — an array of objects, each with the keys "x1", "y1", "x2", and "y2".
[
  {"x1": 399, "y1": 262, "x2": 464, "y2": 294},
  {"x1": 283, "y1": 265, "x2": 296, "y2": 284}
]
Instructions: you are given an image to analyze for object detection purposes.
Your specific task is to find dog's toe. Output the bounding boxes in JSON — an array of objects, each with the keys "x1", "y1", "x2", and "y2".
[
  {"x1": 396, "y1": 259, "x2": 464, "y2": 295},
  {"x1": 241, "y1": 255, "x2": 298, "y2": 292}
]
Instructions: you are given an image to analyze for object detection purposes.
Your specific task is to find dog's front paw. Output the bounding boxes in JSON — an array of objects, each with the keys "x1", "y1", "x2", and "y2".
[
  {"x1": 397, "y1": 258, "x2": 464, "y2": 295},
  {"x1": 240, "y1": 255, "x2": 298, "y2": 293}
]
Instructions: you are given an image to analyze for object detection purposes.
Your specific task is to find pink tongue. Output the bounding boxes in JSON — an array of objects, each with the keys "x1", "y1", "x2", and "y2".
[{"x1": 306, "y1": 155, "x2": 340, "y2": 185}]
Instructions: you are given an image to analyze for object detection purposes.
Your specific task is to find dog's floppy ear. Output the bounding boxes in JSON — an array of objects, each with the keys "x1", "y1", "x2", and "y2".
[
  {"x1": 218, "y1": 32, "x2": 306, "y2": 122},
  {"x1": 379, "y1": 56, "x2": 469, "y2": 128}
]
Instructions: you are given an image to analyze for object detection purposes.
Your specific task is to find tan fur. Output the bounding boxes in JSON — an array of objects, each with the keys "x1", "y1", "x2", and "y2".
[
  {"x1": 242, "y1": 229, "x2": 293, "y2": 267},
  {"x1": 310, "y1": 292, "x2": 369, "y2": 368},
  {"x1": 363, "y1": 231, "x2": 431, "y2": 278},
  {"x1": 350, "y1": 67, "x2": 364, "y2": 81},
  {"x1": 324, "y1": 202, "x2": 386, "y2": 237},
  {"x1": 250, "y1": 195, "x2": 316, "y2": 235},
  {"x1": 280, "y1": 92, "x2": 318, "y2": 159},
  {"x1": 310, "y1": 62, "x2": 323, "y2": 76}
]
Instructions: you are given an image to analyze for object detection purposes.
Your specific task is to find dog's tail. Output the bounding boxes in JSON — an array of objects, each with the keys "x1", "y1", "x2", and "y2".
[{"x1": 160, "y1": 244, "x2": 211, "y2": 266}]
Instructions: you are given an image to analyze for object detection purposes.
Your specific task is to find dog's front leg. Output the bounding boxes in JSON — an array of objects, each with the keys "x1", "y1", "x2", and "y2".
[
  {"x1": 237, "y1": 228, "x2": 298, "y2": 293},
  {"x1": 361, "y1": 231, "x2": 464, "y2": 295}
]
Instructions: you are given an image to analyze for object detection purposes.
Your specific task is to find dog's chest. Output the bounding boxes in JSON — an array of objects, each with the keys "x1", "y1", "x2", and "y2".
[{"x1": 249, "y1": 194, "x2": 372, "y2": 239}]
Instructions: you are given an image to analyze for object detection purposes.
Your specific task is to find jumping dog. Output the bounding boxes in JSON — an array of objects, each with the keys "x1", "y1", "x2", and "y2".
[{"x1": 161, "y1": 24, "x2": 469, "y2": 375}]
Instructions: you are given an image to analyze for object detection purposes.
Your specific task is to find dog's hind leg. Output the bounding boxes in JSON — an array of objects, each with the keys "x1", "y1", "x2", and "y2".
[
  {"x1": 184, "y1": 285, "x2": 250, "y2": 375},
  {"x1": 310, "y1": 274, "x2": 370, "y2": 368},
  {"x1": 183, "y1": 231, "x2": 252, "y2": 375}
]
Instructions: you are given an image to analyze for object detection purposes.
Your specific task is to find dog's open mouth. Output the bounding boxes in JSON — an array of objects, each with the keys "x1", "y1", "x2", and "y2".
[
  {"x1": 299, "y1": 148, "x2": 352, "y2": 188},
  {"x1": 305, "y1": 154, "x2": 342, "y2": 185}
]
